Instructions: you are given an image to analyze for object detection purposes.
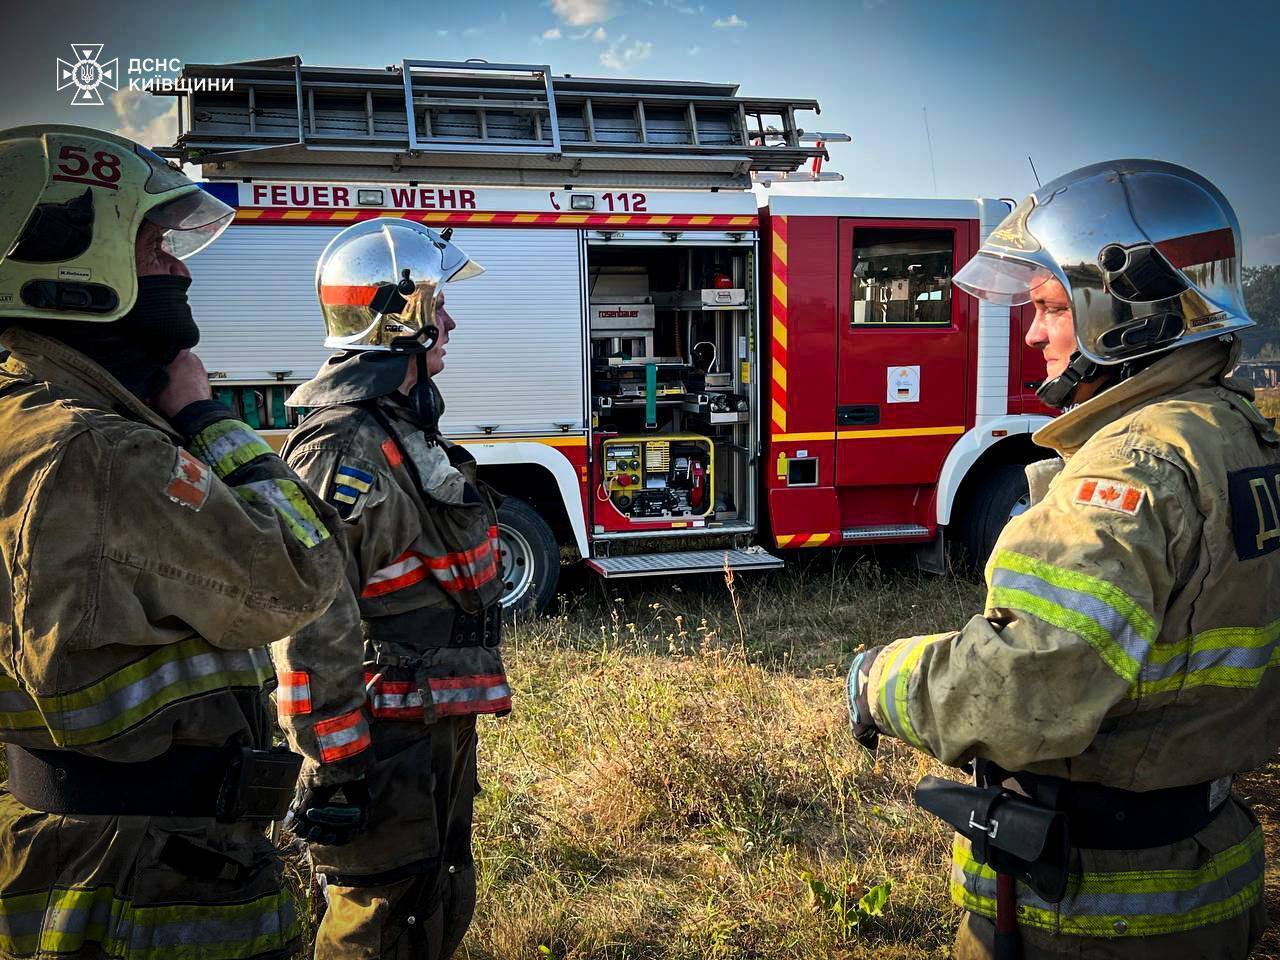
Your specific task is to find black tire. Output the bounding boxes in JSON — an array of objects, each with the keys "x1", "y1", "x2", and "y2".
[
  {"x1": 495, "y1": 496, "x2": 560, "y2": 617},
  {"x1": 958, "y1": 464, "x2": 1031, "y2": 570}
]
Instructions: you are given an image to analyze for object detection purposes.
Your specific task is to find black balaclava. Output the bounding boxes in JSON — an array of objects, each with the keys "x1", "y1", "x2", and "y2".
[{"x1": 27, "y1": 275, "x2": 199, "y2": 401}]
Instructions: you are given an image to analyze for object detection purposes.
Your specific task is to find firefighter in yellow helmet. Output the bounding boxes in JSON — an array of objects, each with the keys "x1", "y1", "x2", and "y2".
[
  {"x1": 0, "y1": 124, "x2": 371, "y2": 958},
  {"x1": 275, "y1": 218, "x2": 508, "y2": 959},
  {"x1": 847, "y1": 160, "x2": 1277, "y2": 959}
]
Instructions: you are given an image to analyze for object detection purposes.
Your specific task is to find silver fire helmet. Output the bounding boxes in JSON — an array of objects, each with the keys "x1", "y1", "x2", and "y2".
[
  {"x1": 953, "y1": 159, "x2": 1254, "y2": 367},
  {"x1": 315, "y1": 219, "x2": 484, "y2": 352}
]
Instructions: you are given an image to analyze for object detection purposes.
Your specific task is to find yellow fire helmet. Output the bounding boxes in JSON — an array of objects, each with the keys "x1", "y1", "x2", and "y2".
[{"x1": 0, "y1": 124, "x2": 234, "y2": 324}]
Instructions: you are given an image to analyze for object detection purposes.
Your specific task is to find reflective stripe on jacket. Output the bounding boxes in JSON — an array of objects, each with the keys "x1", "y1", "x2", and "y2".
[
  {"x1": 0, "y1": 883, "x2": 298, "y2": 959},
  {"x1": 0, "y1": 329, "x2": 347, "y2": 761},
  {"x1": 275, "y1": 393, "x2": 508, "y2": 788},
  {"x1": 951, "y1": 814, "x2": 1264, "y2": 938},
  {"x1": 867, "y1": 338, "x2": 1280, "y2": 936}
]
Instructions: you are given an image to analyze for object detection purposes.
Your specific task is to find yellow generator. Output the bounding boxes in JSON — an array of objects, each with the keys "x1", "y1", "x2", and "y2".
[{"x1": 602, "y1": 435, "x2": 714, "y2": 520}]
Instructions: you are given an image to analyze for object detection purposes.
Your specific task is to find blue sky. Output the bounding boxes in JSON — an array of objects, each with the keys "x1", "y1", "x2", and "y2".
[{"x1": 6, "y1": 0, "x2": 1280, "y2": 262}]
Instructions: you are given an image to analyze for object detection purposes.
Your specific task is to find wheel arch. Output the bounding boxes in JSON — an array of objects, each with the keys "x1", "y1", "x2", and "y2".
[
  {"x1": 937, "y1": 416, "x2": 1053, "y2": 526},
  {"x1": 466, "y1": 442, "x2": 589, "y2": 559}
]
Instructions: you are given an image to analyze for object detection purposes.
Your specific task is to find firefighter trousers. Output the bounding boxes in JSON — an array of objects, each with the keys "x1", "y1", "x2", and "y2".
[
  {"x1": 312, "y1": 716, "x2": 478, "y2": 960},
  {"x1": 953, "y1": 899, "x2": 1266, "y2": 960},
  {"x1": 0, "y1": 788, "x2": 298, "y2": 960}
]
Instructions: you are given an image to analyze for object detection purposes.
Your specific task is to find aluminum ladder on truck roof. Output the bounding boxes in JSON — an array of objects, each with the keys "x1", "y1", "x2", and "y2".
[{"x1": 154, "y1": 56, "x2": 847, "y2": 189}]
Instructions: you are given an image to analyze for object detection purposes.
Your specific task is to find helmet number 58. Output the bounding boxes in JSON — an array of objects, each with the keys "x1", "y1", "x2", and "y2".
[{"x1": 53, "y1": 145, "x2": 122, "y2": 190}]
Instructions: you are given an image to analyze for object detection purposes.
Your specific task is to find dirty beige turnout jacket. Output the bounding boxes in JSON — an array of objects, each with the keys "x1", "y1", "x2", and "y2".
[
  {"x1": 0, "y1": 327, "x2": 352, "y2": 761},
  {"x1": 868, "y1": 338, "x2": 1279, "y2": 939}
]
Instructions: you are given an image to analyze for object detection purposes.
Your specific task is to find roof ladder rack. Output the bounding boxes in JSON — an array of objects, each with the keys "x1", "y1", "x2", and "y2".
[{"x1": 155, "y1": 56, "x2": 846, "y2": 189}]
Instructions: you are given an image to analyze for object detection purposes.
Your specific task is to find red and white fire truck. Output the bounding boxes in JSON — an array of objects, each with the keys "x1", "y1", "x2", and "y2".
[{"x1": 159, "y1": 57, "x2": 1054, "y2": 612}]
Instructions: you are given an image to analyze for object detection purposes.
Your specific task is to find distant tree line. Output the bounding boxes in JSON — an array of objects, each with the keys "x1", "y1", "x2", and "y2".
[{"x1": 1243, "y1": 265, "x2": 1280, "y2": 359}]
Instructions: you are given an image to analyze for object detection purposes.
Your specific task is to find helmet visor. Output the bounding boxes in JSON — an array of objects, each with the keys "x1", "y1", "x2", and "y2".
[
  {"x1": 953, "y1": 252, "x2": 1056, "y2": 307},
  {"x1": 145, "y1": 189, "x2": 235, "y2": 260},
  {"x1": 448, "y1": 258, "x2": 485, "y2": 283}
]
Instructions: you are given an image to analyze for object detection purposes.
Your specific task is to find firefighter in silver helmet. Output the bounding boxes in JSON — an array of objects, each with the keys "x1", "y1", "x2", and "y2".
[
  {"x1": 847, "y1": 160, "x2": 1277, "y2": 959},
  {"x1": 0, "y1": 124, "x2": 358, "y2": 958},
  {"x1": 277, "y1": 218, "x2": 509, "y2": 959}
]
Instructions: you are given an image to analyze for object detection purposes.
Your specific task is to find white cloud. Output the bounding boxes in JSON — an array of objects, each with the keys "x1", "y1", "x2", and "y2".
[
  {"x1": 592, "y1": 26, "x2": 608, "y2": 41},
  {"x1": 436, "y1": 29, "x2": 449, "y2": 36},
  {"x1": 664, "y1": 0, "x2": 696, "y2": 12},
  {"x1": 110, "y1": 89, "x2": 179, "y2": 149},
  {"x1": 1254, "y1": 233, "x2": 1280, "y2": 264},
  {"x1": 542, "y1": 27, "x2": 563, "y2": 38},
  {"x1": 600, "y1": 36, "x2": 654, "y2": 71},
  {"x1": 712, "y1": 13, "x2": 747, "y2": 27},
  {"x1": 551, "y1": 0, "x2": 615, "y2": 26}
]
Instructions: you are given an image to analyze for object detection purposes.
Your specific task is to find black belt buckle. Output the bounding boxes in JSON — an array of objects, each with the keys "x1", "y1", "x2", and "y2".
[{"x1": 216, "y1": 747, "x2": 303, "y2": 823}]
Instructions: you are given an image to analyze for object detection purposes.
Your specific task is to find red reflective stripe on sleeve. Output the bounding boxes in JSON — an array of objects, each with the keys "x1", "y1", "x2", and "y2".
[
  {"x1": 314, "y1": 708, "x2": 371, "y2": 762},
  {"x1": 423, "y1": 536, "x2": 495, "y2": 570},
  {"x1": 1156, "y1": 227, "x2": 1236, "y2": 268},
  {"x1": 362, "y1": 552, "x2": 429, "y2": 597},
  {"x1": 380, "y1": 438, "x2": 404, "y2": 467},
  {"x1": 437, "y1": 559, "x2": 499, "y2": 593},
  {"x1": 277, "y1": 670, "x2": 312, "y2": 716}
]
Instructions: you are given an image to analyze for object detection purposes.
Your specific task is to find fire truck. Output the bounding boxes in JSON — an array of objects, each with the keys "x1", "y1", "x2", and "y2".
[{"x1": 157, "y1": 57, "x2": 1055, "y2": 613}]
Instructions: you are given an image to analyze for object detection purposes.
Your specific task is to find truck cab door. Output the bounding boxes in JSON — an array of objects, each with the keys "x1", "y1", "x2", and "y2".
[
  {"x1": 834, "y1": 218, "x2": 974, "y2": 504},
  {"x1": 1011, "y1": 302, "x2": 1059, "y2": 418}
]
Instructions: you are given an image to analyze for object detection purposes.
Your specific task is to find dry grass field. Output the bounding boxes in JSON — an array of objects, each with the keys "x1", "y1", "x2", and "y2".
[
  {"x1": 462, "y1": 556, "x2": 979, "y2": 960},
  {"x1": 423, "y1": 553, "x2": 1277, "y2": 959},
  {"x1": 11, "y1": 547, "x2": 1264, "y2": 958}
]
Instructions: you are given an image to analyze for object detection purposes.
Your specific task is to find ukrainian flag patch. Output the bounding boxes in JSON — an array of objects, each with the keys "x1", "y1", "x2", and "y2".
[{"x1": 332, "y1": 464, "x2": 375, "y2": 507}]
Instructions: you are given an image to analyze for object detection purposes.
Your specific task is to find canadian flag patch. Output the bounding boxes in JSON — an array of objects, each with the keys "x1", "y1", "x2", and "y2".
[
  {"x1": 1074, "y1": 478, "x2": 1145, "y2": 515},
  {"x1": 165, "y1": 448, "x2": 212, "y2": 511}
]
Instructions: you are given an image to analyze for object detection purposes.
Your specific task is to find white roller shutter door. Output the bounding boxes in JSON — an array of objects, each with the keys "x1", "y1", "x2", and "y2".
[{"x1": 186, "y1": 225, "x2": 586, "y2": 435}]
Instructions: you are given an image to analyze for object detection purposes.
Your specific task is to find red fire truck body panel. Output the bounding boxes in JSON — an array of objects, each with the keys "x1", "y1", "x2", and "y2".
[
  {"x1": 168, "y1": 56, "x2": 1057, "y2": 608},
  {"x1": 188, "y1": 182, "x2": 1051, "y2": 602},
  {"x1": 757, "y1": 200, "x2": 1035, "y2": 550}
]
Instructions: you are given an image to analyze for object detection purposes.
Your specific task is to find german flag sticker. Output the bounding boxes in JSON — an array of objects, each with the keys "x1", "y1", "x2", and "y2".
[
  {"x1": 166, "y1": 448, "x2": 212, "y2": 511},
  {"x1": 1074, "y1": 478, "x2": 1144, "y2": 516}
]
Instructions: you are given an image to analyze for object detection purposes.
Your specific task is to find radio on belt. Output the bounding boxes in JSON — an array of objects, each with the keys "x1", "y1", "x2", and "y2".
[{"x1": 602, "y1": 435, "x2": 714, "y2": 521}]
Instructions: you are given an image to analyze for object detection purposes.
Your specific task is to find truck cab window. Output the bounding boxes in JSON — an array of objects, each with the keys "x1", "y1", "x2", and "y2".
[{"x1": 851, "y1": 228, "x2": 953, "y2": 325}]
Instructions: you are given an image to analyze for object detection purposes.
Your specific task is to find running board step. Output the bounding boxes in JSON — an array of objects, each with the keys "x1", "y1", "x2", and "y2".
[
  {"x1": 841, "y1": 524, "x2": 930, "y2": 541},
  {"x1": 587, "y1": 548, "x2": 784, "y2": 578}
]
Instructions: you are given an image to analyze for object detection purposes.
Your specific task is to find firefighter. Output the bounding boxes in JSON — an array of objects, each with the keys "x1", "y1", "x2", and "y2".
[
  {"x1": 0, "y1": 124, "x2": 372, "y2": 957},
  {"x1": 847, "y1": 160, "x2": 1277, "y2": 959},
  {"x1": 276, "y1": 218, "x2": 509, "y2": 959}
]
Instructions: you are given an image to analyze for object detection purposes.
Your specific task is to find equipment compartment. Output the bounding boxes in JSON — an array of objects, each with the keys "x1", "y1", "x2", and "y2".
[{"x1": 586, "y1": 239, "x2": 757, "y2": 535}]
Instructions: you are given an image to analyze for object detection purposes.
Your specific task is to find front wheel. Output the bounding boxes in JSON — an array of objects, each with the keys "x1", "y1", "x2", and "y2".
[
  {"x1": 495, "y1": 497, "x2": 560, "y2": 617},
  {"x1": 958, "y1": 464, "x2": 1031, "y2": 570}
]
